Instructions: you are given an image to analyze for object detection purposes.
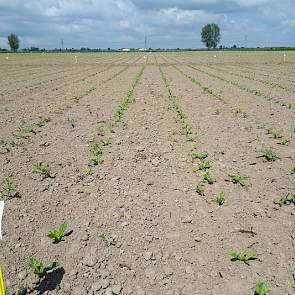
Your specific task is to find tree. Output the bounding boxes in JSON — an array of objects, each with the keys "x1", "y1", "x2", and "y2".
[
  {"x1": 201, "y1": 24, "x2": 220, "y2": 50},
  {"x1": 8, "y1": 34, "x2": 20, "y2": 51}
]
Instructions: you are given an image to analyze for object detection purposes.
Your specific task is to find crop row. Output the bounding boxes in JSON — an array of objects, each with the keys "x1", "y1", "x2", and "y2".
[
  {"x1": 164, "y1": 58, "x2": 291, "y2": 147},
  {"x1": 0, "y1": 57, "x2": 144, "y2": 155},
  {"x1": 2, "y1": 64, "x2": 146, "y2": 294},
  {"x1": 157, "y1": 63, "x2": 274, "y2": 294},
  {"x1": 188, "y1": 64, "x2": 294, "y2": 112},
  {"x1": 209, "y1": 64, "x2": 295, "y2": 93}
]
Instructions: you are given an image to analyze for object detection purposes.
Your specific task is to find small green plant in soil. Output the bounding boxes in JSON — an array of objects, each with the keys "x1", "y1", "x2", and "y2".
[
  {"x1": 100, "y1": 233, "x2": 117, "y2": 247},
  {"x1": 214, "y1": 108, "x2": 221, "y2": 115},
  {"x1": 195, "y1": 183, "x2": 205, "y2": 196},
  {"x1": 90, "y1": 144, "x2": 103, "y2": 165},
  {"x1": 180, "y1": 123, "x2": 192, "y2": 137},
  {"x1": 198, "y1": 160, "x2": 211, "y2": 171},
  {"x1": 234, "y1": 108, "x2": 247, "y2": 118},
  {"x1": 230, "y1": 251, "x2": 257, "y2": 262},
  {"x1": 34, "y1": 162, "x2": 51, "y2": 178},
  {"x1": 15, "y1": 126, "x2": 35, "y2": 139},
  {"x1": 107, "y1": 123, "x2": 115, "y2": 134},
  {"x1": 261, "y1": 148, "x2": 280, "y2": 161},
  {"x1": 192, "y1": 151, "x2": 208, "y2": 160},
  {"x1": 36, "y1": 117, "x2": 51, "y2": 127},
  {"x1": 274, "y1": 194, "x2": 295, "y2": 207},
  {"x1": 100, "y1": 138, "x2": 111, "y2": 146},
  {"x1": 5, "y1": 286, "x2": 27, "y2": 295},
  {"x1": 266, "y1": 127, "x2": 283, "y2": 139},
  {"x1": 28, "y1": 257, "x2": 59, "y2": 281},
  {"x1": 278, "y1": 138, "x2": 289, "y2": 145},
  {"x1": 47, "y1": 222, "x2": 69, "y2": 243},
  {"x1": 229, "y1": 174, "x2": 248, "y2": 187},
  {"x1": 203, "y1": 172, "x2": 215, "y2": 184},
  {"x1": 215, "y1": 192, "x2": 225, "y2": 205},
  {"x1": 3, "y1": 177, "x2": 18, "y2": 197},
  {"x1": 255, "y1": 282, "x2": 269, "y2": 295},
  {"x1": 291, "y1": 167, "x2": 295, "y2": 174},
  {"x1": 81, "y1": 167, "x2": 93, "y2": 176}
]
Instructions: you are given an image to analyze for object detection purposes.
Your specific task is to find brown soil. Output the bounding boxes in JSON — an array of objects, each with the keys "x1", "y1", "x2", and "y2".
[{"x1": 0, "y1": 52, "x2": 294, "y2": 295}]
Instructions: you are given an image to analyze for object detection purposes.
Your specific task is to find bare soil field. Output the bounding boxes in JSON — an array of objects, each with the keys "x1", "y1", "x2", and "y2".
[{"x1": 0, "y1": 51, "x2": 294, "y2": 295}]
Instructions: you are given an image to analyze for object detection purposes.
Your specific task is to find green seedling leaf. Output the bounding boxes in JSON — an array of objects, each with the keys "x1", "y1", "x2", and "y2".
[
  {"x1": 100, "y1": 233, "x2": 117, "y2": 247},
  {"x1": 81, "y1": 167, "x2": 93, "y2": 175},
  {"x1": 255, "y1": 282, "x2": 269, "y2": 295},
  {"x1": 192, "y1": 151, "x2": 208, "y2": 160},
  {"x1": 230, "y1": 251, "x2": 257, "y2": 262},
  {"x1": 3, "y1": 177, "x2": 18, "y2": 197},
  {"x1": 28, "y1": 257, "x2": 59, "y2": 279},
  {"x1": 274, "y1": 194, "x2": 295, "y2": 207},
  {"x1": 36, "y1": 117, "x2": 51, "y2": 127},
  {"x1": 100, "y1": 138, "x2": 111, "y2": 146},
  {"x1": 261, "y1": 148, "x2": 280, "y2": 161},
  {"x1": 198, "y1": 160, "x2": 211, "y2": 171},
  {"x1": 278, "y1": 138, "x2": 289, "y2": 145},
  {"x1": 47, "y1": 222, "x2": 69, "y2": 243},
  {"x1": 216, "y1": 192, "x2": 225, "y2": 205},
  {"x1": 34, "y1": 162, "x2": 51, "y2": 178},
  {"x1": 229, "y1": 174, "x2": 248, "y2": 186},
  {"x1": 203, "y1": 172, "x2": 215, "y2": 184},
  {"x1": 195, "y1": 183, "x2": 205, "y2": 196},
  {"x1": 291, "y1": 167, "x2": 295, "y2": 174}
]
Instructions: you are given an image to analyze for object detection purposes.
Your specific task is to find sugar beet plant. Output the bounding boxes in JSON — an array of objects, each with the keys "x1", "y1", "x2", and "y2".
[
  {"x1": 28, "y1": 257, "x2": 59, "y2": 282},
  {"x1": 159, "y1": 64, "x2": 218, "y2": 194},
  {"x1": 3, "y1": 177, "x2": 19, "y2": 198},
  {"x1": 47, "y1": 222, "x2": 69, "y2": 243},
  {"x1": 113, "y1": 65, "x2": 145, "y2": 124},
  {"x1": 34, "y1": 162, "x2": 52, "y2": 179}
]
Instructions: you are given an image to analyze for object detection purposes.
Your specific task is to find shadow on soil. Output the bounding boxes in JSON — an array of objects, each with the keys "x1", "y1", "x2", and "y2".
[{"x1": 34, "y1": 267, "x2": 65, "y2": 294}]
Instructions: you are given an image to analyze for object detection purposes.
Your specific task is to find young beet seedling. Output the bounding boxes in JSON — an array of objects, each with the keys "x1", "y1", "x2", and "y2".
[
  {"x1": 47, "y1": 222, "x2": 69, "y2": 243},
  {"x1": 34, "y1": 162, "x2": 52, "y2": 178},
  {"x1": 230, "y1": 251, "x2": 257, "y2": 262},
  {"x1": 255, "y1": 282, "x2": 269, "y2": 295},
  {"x1": 198, "y1": 160, "x2": 211, "y2": 171},
  {"x1": 195, "y1": 183, "x2": 205, "y2": 196},
  {"x1": 36, "y1": 117, "x2": 51, "y2": 128},
  {"x1": 229, "y1": 174, "x2": 248, "y2": 187},
  {"x1": 90, "y1": 144, "x2": 103, "y2": 165},
  {"x1": 203, "y1": 172, "x2": 215, "y2": 185},
  {"x1": 81, "y1": 167, "x2": 93, "y2": 176},
  {"x1": 260, "y1": 148, "x2": 280, "y2": 161},
  {"x1": 215, "y1": 192, "x2": 225, "y2": 205},
  {"x1": 192, "y1": 151, "x2": 208, "y2": 160},
  {"x1": 28, "y1": 257, "x2": 59, "y2": 282},
  {"x1": 291, "y1": 167, "x2": 295, "y2": 174},
  {"x1": 274, "y1": 194, "x2": 295, "y2": 207},
  {"x1": 3, "y1": 177, "x2": 18, "y2": 198},
  {"x1": 100, "y1": 138, "x2": 111, "y2": 146}
]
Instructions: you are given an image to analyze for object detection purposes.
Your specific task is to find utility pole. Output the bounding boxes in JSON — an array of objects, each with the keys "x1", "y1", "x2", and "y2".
[
  {"x1": 144, "y1": 35, "x2": 147, "y2": 51},
  {"x1": 61, "y1": 38, "x2": 64, "y2": 51}
]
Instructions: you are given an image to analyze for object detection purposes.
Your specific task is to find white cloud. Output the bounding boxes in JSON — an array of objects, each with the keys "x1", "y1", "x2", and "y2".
[{"x1": 0, "y1": 0, "x2": 294, "y2": 48}]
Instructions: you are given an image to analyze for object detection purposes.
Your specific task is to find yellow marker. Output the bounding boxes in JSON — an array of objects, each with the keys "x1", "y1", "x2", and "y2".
[{"x1": 0, "y1": 263, "x2": 5, "y2": 295}]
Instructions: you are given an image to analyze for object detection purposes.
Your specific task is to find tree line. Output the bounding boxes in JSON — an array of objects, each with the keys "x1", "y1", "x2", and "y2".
[{"x1": 5, "y1": 25, "x2": 221, "y2": 52}]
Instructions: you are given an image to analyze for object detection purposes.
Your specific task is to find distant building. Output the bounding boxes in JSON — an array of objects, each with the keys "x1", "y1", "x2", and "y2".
[{"x1": 122, "y1": 48, "x2": 131, "y2": 52}]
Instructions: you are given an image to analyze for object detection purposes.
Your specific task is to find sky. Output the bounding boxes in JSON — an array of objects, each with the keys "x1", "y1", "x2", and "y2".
[{"x1": 0, "y1": 0, "x2": 294, "y2": 49}]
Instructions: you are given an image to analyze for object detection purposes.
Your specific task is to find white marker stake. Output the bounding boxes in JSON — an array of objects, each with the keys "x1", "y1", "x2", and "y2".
[
  {"x1": 0, "y1": 201, "x2": 4, "y2": 240},
  {"x1": 5, "y1": 56, "x2": 8, "y2": 60},
  {"x1": 75, "y1": 55, "x2": 78, "y2": 64},
  {"x1": 283, "y1": 53, "x2": 286, "y2": 62}
]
